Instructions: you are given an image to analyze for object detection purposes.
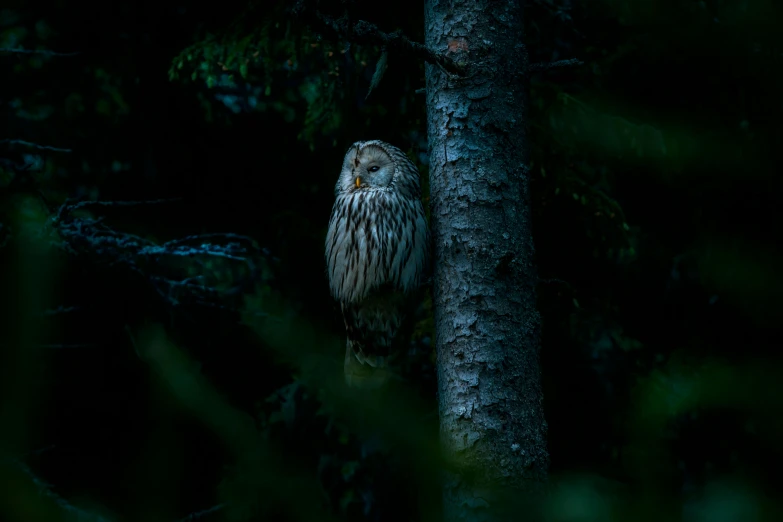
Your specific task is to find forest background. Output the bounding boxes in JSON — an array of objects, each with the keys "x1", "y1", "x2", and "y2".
[{"x1": 1, "y1": 1, "x2": 782, "y2": 521}]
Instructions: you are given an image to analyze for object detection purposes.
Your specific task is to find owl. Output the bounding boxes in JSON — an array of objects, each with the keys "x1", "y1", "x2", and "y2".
[{"x1": 325, "y1": 140, "x2": 430, "y2": 388}]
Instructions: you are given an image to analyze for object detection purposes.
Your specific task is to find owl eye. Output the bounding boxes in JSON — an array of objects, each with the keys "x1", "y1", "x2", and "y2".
[{"x1": 368, "y1": 166, "x2": 380, "y2": 173}]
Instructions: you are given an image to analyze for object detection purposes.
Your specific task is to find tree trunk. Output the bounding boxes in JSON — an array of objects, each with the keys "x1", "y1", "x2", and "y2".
[{"x1": 424, "y1": 1, "x2": 549, "y2": 520}]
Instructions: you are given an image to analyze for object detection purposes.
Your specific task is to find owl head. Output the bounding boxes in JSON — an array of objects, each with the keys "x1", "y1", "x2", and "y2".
[{"x1": 336, "y1": 140, "x2": 404, "y2": 194}]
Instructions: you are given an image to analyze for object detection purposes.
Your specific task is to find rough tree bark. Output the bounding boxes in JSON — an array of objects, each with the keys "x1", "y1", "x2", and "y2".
[{"x1": 424, "y1": 1, "x2": 549, "y2": 520}]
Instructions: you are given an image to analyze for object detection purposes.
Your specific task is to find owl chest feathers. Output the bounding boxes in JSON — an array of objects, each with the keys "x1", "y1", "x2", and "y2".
[{"x1": 326, "y1": 189, "x2": 428, "y2": 304}]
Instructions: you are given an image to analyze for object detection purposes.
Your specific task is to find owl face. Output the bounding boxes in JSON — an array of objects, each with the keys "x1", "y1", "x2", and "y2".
[{"x1": 337, "y1": 141, "x2": 396, "y2": 193}]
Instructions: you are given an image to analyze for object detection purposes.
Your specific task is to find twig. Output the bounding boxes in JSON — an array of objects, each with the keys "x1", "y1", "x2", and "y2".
[
  {"x1": 529, "y1": 58, "x2": 583, "y2": 73},
  {"x1": 0, "y1": 342, "x2": 97, "y2": 349},
  {"x1": 0, "y1": 139, "x2": 72, "y2": 153},
  {"x1": 41, "y1": 305, "x2": 83, "y2": 316},
  {"x1": 538, "y1": 277, "x2": 571, "y2": 287},
  {"x1": 125, "y1": 324, "x2": 141, "y2": 358},
  {"x1": 292, "y1": 1, "x2": 465, "y2": 75},
  {"x1": 0, "y1": 156, "x2": 34, "y2": 172},
  {"x1": 176, "y1": 504, "x2": 226, "y2": 521},
  {"x1": 14, "y1": 445, "x2": 56, "y2": 460},
  {"x1": 55, "y1": 197, "x2": 183, "y2": 223},
  {"x1": 58, "y1": 197, "x2": 182, "y2": 213},
  {"x1": 36, "y1": 343, "x2": 99, "y2": 349},
  {"x1": 0, "y1": 47, "x2": 79, "y2": 57}
]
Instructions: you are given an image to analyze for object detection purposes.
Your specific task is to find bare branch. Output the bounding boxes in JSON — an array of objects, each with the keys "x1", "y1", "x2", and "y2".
[
  {"x1": 291, "y1": 1, "x2": 466, "y2": 75},
  {"x1": 0, "y1": 47, "x2": 79, "y2": 57},
  {"x1": 528, "y1": 58, "x2": 584, "y2": 73},
  {"x1": 0, "y1": 139, "x2": 72, "y2": 153}
]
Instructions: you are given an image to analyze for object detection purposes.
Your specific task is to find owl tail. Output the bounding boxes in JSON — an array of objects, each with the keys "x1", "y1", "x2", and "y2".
[{"x1": 344, "y1": 342, "x2": 392, "y2": 389}]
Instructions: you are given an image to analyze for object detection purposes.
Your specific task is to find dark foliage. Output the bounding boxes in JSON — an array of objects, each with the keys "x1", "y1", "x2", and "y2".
[{"x1": 1, "y1": 0, "x2": 782, "y2": 521}]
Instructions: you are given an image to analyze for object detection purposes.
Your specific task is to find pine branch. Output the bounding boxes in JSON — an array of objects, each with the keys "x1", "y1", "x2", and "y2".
[
  {"x1": 49, "y1": 198, "x2": 268, "y2": 313},
  {"x1": 291, "y1": 1, "x2": 466, "y2": 75}
]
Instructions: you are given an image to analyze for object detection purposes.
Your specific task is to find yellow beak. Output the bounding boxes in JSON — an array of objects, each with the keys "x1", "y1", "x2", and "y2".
[{"x1": 355, "y1": 176, "x2": 362, "y2": 188}]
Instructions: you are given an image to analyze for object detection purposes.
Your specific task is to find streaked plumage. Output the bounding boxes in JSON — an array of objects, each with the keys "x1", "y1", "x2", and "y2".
[{"x1": 326, "y1": 140, "x2": 430, "y2": 388}]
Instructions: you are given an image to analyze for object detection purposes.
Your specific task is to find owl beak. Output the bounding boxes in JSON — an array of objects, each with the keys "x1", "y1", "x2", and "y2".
[{"x1": 355, "y1": 176, "x2": 362, "y2": 188}]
